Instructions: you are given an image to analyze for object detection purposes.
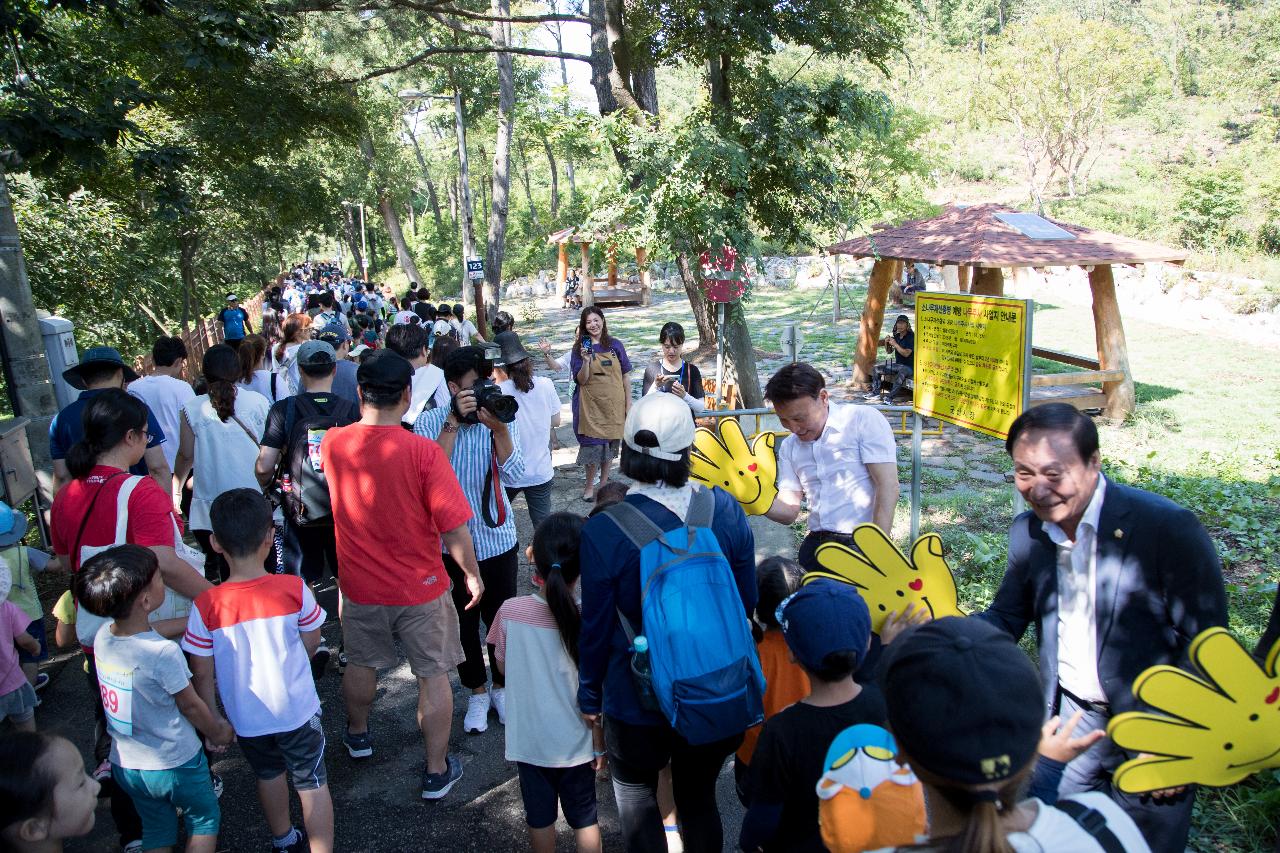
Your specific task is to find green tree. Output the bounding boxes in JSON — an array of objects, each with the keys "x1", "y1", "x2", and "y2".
[
  {"x1": 583, "y1": 0, "x2": 908, "y2": 405},
  {"x1": 982, "y1": 13, "x2": 1158, "y2": 208}
]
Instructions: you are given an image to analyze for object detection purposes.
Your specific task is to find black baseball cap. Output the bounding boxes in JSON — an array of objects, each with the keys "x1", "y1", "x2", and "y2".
[
  {"x1": 882, "y1": 617, "x2": 1044, "y2": 786},
  {"x1": 356, "y1": 349, "x2": 413, "y2": 393}
]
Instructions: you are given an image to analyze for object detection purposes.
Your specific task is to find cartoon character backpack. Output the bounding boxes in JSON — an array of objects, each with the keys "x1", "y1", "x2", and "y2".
[{"x1": 815, "y1": 724, "x2": 927, "y2": 852}]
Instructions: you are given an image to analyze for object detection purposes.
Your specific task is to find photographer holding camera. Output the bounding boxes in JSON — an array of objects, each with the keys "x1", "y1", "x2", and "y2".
[
  {"x1": 413, "y1": 345, "x2": 525, "y2": 735},
  {"x1": 864, "y1": 314, "x2": 915, "y2": 404}
]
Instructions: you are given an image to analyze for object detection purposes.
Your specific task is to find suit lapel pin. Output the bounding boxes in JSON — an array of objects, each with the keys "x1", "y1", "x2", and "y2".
[{"x1": 1114, "y1": 529, "x2": 1124, "y2": 540}]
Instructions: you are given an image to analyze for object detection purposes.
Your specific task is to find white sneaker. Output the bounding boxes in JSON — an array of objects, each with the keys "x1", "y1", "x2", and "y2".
[
  {"x1": 464, "y1": 692, "x2": 490, "y2": 734},
  {"x1": 491, "y1": 687, "x2": 507, "y2": 725}
]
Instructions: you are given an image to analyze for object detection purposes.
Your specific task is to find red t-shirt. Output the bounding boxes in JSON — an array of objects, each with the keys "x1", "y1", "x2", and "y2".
[
  {"x1": 50, "y1": 466, "x2": 181, "y2": 571},
  {"x1": 321, "y1": 424, "x2": 472, "y2": 606}
]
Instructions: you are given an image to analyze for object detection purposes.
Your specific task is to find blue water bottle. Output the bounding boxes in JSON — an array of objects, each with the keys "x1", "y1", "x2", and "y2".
[{"x1": 631, "y1": 635, "x2": 659, "y2": 711}]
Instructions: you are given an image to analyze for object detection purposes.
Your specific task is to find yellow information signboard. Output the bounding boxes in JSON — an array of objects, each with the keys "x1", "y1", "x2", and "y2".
[{"x1": 912, "y1": 292, "x2": 1032, "y2": 440}]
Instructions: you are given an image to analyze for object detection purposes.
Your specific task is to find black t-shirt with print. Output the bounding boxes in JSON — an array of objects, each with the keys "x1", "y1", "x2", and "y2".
[{"x1": 747, "y1": 687, "x2": 889, "y2": 852}]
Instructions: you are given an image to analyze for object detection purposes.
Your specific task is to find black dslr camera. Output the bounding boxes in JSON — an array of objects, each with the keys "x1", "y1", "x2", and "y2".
[{"x1": 453, "y1": 378, "x2": 519, "y2": 425}]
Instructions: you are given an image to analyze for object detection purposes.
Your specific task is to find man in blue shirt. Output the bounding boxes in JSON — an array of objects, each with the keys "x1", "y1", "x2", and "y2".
[
  {"x1": 216, "y1": 293, "x2": 252, "y2": 349},
  {"x1": 50, "y1": 346, "x2": 169, "y2": 495},
  {"x1": 413, "y1": 345, "x2": 523, "y2": 736}
]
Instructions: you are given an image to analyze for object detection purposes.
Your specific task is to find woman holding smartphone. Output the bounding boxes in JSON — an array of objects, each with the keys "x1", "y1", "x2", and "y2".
[
  {"x1": 641, "y1": 321, "x2": 706, "y2": 414},
  {"x1": 570, "y1": 307, "x2": 632, "y2": 502}
]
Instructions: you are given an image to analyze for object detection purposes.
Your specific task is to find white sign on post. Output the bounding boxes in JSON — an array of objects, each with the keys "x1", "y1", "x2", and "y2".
[{"x1": 466, "y1": 258, "x2": 485, "y2": 281}]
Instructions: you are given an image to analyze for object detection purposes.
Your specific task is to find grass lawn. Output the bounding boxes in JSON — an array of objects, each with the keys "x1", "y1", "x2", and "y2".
[{"x1": 504, "y1": 280, "x2": 1279, "y2": 851}]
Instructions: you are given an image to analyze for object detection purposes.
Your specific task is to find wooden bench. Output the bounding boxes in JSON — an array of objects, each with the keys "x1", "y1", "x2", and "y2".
[{"x1": 1029, "y1": 347, "x2": 1124, "y2": 412}]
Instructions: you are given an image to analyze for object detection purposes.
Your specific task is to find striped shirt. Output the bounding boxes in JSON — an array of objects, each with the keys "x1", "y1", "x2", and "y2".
[
  {"x1": 487, "y1": 594, "x2": 593, "y2": 767},
  {"x1": 413, "y1": 406, "x2": 524, "y2": 561},
  {"x1": 182, "y1": 575, "x2": 325, "y2": 737}
]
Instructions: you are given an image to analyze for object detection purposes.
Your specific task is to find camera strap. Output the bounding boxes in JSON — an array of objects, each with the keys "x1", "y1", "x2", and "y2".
[{"x1": 481, "y1": 433, "x2": 507, "y2": 529}]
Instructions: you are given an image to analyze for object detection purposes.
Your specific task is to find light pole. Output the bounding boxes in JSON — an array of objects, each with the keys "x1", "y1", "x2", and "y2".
[{"x1": 340, "y1": 200, "x2": 369, "y2": 281}]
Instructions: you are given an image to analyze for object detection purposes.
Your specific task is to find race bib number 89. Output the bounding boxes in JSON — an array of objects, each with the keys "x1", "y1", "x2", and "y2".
[{"x1": 98, "y1": 664, "x2": 135, "y2": 737}]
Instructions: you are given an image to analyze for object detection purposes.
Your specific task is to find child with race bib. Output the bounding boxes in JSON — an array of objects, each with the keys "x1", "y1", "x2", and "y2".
[
  {"x1": 75, "y1": 545, "x2": 234, "y2": 853},
  {"x1": 487, "y1": 513, "x2": 604, "y2": 853}
]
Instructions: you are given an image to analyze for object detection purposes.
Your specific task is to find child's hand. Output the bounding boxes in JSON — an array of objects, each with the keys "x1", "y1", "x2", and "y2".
[
  {"x1": 207, "y1": 718, "x2": 235, "y2": 751},
  {"x1": 1039, "y1": 711, "x2": 1105, "y2": 763},
  {"x1": 879, "y1": 602, "x2": 930, "y2": 645},
  {"x1": 592, "y1": 752, "x2": 607, "y2": 772}
]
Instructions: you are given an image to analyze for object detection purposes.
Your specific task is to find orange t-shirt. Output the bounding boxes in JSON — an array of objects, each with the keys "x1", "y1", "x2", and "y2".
[{"x1": 738, "y1": 628, "x2": 810, "y2": 764}]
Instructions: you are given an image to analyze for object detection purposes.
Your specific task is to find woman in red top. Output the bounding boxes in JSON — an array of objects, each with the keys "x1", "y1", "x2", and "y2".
[
  {"x1": 48, "y1": 389, "x2": 212, "y2": 846},
  {"x1": 50, "y1": 388, "x2": 210, "y2": 601}
]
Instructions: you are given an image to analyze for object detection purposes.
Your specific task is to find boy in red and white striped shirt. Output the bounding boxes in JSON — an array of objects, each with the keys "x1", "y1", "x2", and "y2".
[{"x1": 182, "y1": 489, "x2": 332, "y2": 853}]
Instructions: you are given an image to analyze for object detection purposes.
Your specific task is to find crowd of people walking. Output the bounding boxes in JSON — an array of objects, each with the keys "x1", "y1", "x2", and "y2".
[{"x1": 1, "y1": 259, "x2": 1269, "y2": 853}]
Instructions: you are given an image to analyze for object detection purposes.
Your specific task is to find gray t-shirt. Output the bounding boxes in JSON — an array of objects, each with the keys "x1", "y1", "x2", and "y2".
[
  {"x1": 93, "y1": 627, "x2": 202, "y2": 770},
  {"x1": 286, "y1": 359, "x2": 359, "y2": 408}
]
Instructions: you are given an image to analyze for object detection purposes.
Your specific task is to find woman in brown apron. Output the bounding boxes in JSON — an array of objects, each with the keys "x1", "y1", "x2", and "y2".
[{"x1": 571, "y1": 307, "x2": 633, "y2": 501}]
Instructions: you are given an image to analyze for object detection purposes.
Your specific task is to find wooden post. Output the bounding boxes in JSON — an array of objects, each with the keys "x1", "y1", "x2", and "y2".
[
  {"x1": 580, "y1": 241, "x2": 594, "y2": 308},
  {"x1": 971, "y1": 266, "x2": 1004, "y2": 296},
  {"x1": 607, "y1": 244, "x2": 618, "y2": 289},
  {"x1": 1088, "y1": 264, "x2": 1135, "y2": 420},
  {"x1": 635, "y1": 246, "x2": 652, "y2": 306},
  {"x1": 853, "y1": 259, "x2": 899, "y2": 389},
  {"x1": 556, "y1": 243, "x2": 568, "y2": 299},
  {"x1": 958, "y1": 265, "x2": 971, "y2": 293}
]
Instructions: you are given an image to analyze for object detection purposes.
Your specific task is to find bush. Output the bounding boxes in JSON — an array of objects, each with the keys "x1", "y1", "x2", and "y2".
[
  {"x1": 1258, "y1": 217, "x2": 1280, "y2": 255},
  {"x1": 1176, "y1": 166, "x2": 1247, "y2": 250}
]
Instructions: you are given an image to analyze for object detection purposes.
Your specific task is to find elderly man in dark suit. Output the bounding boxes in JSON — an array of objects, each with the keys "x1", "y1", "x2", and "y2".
[{"x1": 980, "y1": 403, "x2": 1228, "y2": 852}]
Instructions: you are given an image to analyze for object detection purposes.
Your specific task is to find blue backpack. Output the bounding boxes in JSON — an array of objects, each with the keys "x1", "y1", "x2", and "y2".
[{"x1": 606, "y1": 488, "x2": 765, "y2": 745}]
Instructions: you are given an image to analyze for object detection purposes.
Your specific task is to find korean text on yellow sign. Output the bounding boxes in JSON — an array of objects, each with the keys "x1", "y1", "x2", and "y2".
[{"x1": 912, "y1": 292, "x2": 1031, "y2": 440}]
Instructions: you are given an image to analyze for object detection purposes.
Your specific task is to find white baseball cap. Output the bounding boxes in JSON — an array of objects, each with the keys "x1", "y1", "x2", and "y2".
[{"x1": 623, "y1": 392, "x2": 696, "y2": 462}]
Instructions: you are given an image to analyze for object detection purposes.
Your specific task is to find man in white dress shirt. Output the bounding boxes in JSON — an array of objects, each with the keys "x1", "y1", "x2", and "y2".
[{"x1": 762, "y1": 362, "x2": 900, "y2": 570}]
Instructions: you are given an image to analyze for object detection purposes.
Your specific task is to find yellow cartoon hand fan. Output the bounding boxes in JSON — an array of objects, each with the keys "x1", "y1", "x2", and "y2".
[
  {"x1": 688, "y1": 418, "x2": 781, "y2": 516},
  {"x1": 805, "y1": 524, "x2": 963, "y2": 634},
  {"x1": 1108, "y1": 628, "x2": 1280, "y2": 793}
]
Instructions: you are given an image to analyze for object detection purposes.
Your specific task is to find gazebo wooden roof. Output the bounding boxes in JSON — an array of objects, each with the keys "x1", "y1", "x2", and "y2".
[
  {"x1": 828, "y1": 203, "x2": 1188, "y2": 268},
  {"x1": 828, "y1": 204, "x2": 1190, "y2": 419}
]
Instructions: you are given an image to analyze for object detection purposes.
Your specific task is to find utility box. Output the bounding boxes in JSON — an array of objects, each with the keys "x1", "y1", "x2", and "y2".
[
  {"x1": 38, "y1": 315, "x2": 79, "y2": 410},
  {"x1": 0, "y1": 417, "x2": 38, "y2": 507}
]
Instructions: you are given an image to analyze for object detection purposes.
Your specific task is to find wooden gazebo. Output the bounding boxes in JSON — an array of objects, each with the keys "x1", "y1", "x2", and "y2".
[
  {"x1": 828, "y1": 204, "x2": 1189, "y2": 420},
  {"x1": 548, "y1": 227, "x2": 651, "y2": 307}
]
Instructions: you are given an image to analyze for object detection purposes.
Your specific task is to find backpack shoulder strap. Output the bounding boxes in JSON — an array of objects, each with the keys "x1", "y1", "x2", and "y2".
[
  {"x1": 283, "y1": 395, "x2": 300, "y2": 439},
  {"x1": 604, "y1": 500, "x2": 666, "y2": 551},
  {"x1": 113, "y1": 476, "x2": 144, "y2": 544},
  {"x1": 685, "y1": 486, "x2": 715, "y2": 529},
  {"x1": 1055, "y1": 799, "x2": 1126, "y2": 853}
]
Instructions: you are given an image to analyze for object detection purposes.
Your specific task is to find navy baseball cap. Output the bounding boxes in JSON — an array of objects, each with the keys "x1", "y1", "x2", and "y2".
[{"x1": 777, "y1": 578, "x2": 872, "y2": 673}]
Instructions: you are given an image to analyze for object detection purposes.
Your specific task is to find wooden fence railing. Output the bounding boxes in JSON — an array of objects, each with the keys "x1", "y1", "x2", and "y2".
[{"x1": 130, "y1": 292, "x2": 266, "y2": 378}]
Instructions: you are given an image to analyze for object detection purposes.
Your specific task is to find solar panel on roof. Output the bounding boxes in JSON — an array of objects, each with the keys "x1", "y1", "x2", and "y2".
[{"x1": 994, "y1": 213, "x2": 1077, "y2": 240}]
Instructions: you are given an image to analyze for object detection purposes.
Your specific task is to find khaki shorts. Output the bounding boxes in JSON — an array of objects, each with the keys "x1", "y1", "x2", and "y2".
[{"x1": 340, "y1": 594, "x2": 465, "y2": 678}]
